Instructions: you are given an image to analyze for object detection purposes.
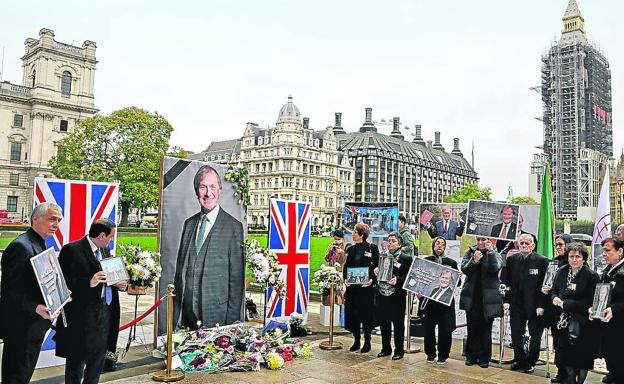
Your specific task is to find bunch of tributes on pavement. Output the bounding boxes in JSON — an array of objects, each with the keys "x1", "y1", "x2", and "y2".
[{"x1": 164, "y1": 320, "x2": 312, "y2": 373}]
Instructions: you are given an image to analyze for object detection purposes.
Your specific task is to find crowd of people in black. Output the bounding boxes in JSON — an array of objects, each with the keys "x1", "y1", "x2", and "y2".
[{"x1": 339, "y1": 219, "x2": 624, "y2": 384}]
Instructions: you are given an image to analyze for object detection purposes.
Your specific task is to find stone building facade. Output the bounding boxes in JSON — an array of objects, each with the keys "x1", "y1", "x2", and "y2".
[{"x1": 0, "y1": 28, "x2": 97, "y2": 219}]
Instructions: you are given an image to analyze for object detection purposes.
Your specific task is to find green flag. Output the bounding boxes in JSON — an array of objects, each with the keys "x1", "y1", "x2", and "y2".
[{"x1": 537, "y1": 163, "x2": 555, "y2": 259}]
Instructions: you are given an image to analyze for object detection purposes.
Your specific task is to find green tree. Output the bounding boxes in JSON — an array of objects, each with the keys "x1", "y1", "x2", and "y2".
[
  {"x1": 511, "y1": 196, "x2": 537, "y2": 204},
  {"x1": 50, "y1": 107, "x2": 182, "y2": 225},
  {"x1": 443, "y1": 183, "x2": 492, "y2": 203}
]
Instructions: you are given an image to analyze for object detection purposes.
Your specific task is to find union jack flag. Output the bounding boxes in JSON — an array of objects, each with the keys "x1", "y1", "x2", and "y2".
[
  {"x1": 266, "y1": 198, "x2": 311, "y2": 319},
  {"x1": 33, "y1": 177, "x2": 119, "y2": 253}
]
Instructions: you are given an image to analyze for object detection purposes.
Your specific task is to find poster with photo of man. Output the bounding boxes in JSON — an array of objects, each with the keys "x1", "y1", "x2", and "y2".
[
  {"x1": 158, "y1": 157, "x2": 247, "y2": 332},
  {"x1": 465, "y1": 200, "x2": 520, "y2": 242},
  {"x1": 403, "y1": 257, "x2": 460, "y2": 306},
  {"x1": 30, "y1": 247, "x2": 71, "y2": 316},
  {"x1": 418, "y1": 203, "x2": 468, "y2": 258}
]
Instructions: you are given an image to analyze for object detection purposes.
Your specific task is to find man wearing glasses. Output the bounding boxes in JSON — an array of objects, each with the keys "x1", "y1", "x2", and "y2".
[{"x1": 503, "y1": 233, "x2": 549, "y2": 374}]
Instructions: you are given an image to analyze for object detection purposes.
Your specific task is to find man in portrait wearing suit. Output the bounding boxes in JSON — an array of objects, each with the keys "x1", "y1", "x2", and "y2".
[
  {"x1": 425, "y1": 206, "x2": 464, "y2": 240},
  {"x1": 0, "y1": 202, "x2": 63, "y2": 384},
  {"x1": 429, "y1": 270, "x2": 455, "y2": 304},
  {"x1": 54, "y1": 218, "x2": 127, "y2": 384},
  {"x1": 173, "y1": 164, "x2": 245, "y2": 329},
  {"x1": 490, "y1": 204, "x2": 518, "y2": 253}
]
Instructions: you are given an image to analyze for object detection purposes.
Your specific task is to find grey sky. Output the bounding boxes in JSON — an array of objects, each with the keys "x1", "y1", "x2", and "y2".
[{"x1": 1, "y1": 0, "x2": 621, "y2": 200}]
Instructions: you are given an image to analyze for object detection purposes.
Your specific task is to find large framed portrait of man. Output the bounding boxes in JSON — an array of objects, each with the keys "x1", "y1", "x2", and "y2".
[{"x1": 158, "y1": 157, "x2": 247, "y2": 332}]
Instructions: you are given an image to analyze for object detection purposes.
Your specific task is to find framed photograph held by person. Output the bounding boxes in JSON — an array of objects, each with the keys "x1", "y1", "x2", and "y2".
[
  {"x1": 99, "y1": 257, "x2": 130, "y2": 286},
  {"x1": 30, "y1": 247, "x2": 71, "y2": 316},
  {"x1": 346, "y1": 267, "x2": 369, "y2": 285},
  {"x1": 590, "y1": 283, "x2": 612, "y2": 320},
  {"x1": 378, "y1": 255, "x2": 394, "y2": 283}
]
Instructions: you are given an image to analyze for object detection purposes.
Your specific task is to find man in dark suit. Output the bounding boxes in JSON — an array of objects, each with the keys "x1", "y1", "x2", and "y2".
[
  {"x1": 54, "y1": 218, "x2": 127, "y2": 384},
  {"x1": 490, "y1": 204, "x2": 518, "y2": 253},
  {"x1": 503, "y1": 233, "x2": 549, "y2": 374},
  {"x1": 429, "y1": 271, "x2": 455, "y2": 304},
  {"x1": 173, "y1": 164, "x2": 245, "y2": 329},
  {"x1": 0, "y1": 202, "x2": 63, "y2": 384},
  {"x1": 425, "y1": 206, "x2": 464, "y2": 240}
]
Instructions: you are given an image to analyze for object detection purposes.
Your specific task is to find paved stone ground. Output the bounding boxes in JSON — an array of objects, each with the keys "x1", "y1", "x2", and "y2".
[{"x1": 29, "y1": 290, "x2": 608, "y2": 384}]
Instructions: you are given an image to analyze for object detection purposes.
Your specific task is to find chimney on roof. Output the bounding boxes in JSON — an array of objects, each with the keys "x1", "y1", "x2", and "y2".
[
  {"x1": 451, "y1": 138, "x2": 463, "y2": 157},
  {"x1": 413, "y1": 124, "x2": 426, "y2": 145},
  {"x1": 390, "y1": 117, "x2": 405, "y2": 140},
  {"x1": 433, "y1": 131, "x2": 445, "y2": 151},
  {"x1": 303, "y1": 117, "x2": 309, "y2": 130},
  {"x1": 359, "y1": 107, "x2": 377, "y2": 133},
  {"x1": 333, "y1": 112, "x2": 346, "y2": 135}
]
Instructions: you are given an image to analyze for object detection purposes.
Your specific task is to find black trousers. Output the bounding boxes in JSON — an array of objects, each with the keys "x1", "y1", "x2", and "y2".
[
  {"x1": 423, "y1": 311, "x2": 454, "y2": 360},
  {"x1": 377, "y1": 294, "x2": 406, "y2": 354},
  {"x1": 465, "y1": 310, "x2": 494, "y2": 363},
  {"x1": 1, "y1": 338, "x2": 43, "y2": 384},
  {"x1": 65, "y1": 349, "x2": 107, "y2": 384},
  {"x1": 510, "y1": 308, "x2": 544, "y2": 366}
]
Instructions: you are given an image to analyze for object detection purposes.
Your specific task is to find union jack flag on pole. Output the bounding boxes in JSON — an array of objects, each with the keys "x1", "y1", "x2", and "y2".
[
  {"x1": 266, "y1": 198, "x2": 311, "y2": 320},
  {"x1": 33, "y1": 177, "x2": 119, "y2": 253}
]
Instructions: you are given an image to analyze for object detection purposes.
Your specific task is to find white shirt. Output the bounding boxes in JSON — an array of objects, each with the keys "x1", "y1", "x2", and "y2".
[{"x1": 196, "y1": 205, "x2": 220, "y2": 244}]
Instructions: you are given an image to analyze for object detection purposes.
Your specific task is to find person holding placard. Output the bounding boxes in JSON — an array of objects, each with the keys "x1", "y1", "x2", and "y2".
[
  {"x1": 343, "y1": 223, "x2": 376, "y2": 353},
  {"x1": 592, "y1": 238, "x2": 624, "y2": 384},
  {"x1": 0, "y1": 203, "x2": 63, "y2": 384},
  {"x1": 54, "y1": 219, "x2": 127, "y2": 384},
  {"x1": 550, "y1": 243, "x2": 598, "y2": 384},
  {"x1": 373, "y1": 231, "x2": 411, "y2": 360},
  {"x1": 459, "y1": 236, "x2": 503, "y2": 368},
  {"x1": 418, "y1": 237, "x2": 458, "y2": 365}
]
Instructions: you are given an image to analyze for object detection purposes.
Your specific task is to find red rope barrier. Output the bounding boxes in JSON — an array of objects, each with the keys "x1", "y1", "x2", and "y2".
[{"x1": 119, "y1": 296, "x2": 165, "y2": 331}]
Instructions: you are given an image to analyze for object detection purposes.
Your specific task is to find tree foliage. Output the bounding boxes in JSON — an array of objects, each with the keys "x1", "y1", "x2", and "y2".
[
  {"x1": 50, "y1": 107, "x2": 180, "y2": 224},
  {"x1": 511, "y1": 196, "x2": 537, "y2": 204},
  {"x1": 443, "y1": 183, "x2": 492, "y2": 203}
]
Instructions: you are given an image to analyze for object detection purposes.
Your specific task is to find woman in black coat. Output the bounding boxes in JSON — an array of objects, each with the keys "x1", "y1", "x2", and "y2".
[
  {"x1": 343, "y1": 223, "x2": 377, "y2": 353},
  {"x1": 418, "y1": 236, "x2": 458, "y2": 365},
  {"x1": 550, "y1": 243, "x2": 598, "y2": 384},
  {"x1": 592, "y1": 238, "x2": 624, "y2": 384},
  {"x1": 459, "y1": 236, "x2": 503, "y2": 368},
  {"x1": 373, "y1": 232, "x2": 412, "y2": 360}
]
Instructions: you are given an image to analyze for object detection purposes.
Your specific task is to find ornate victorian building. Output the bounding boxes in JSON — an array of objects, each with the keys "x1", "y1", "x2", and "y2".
[
  {"x1": 0, "y1": 28, "x2": 97, "y2": 218},
  {"x1": 194, "y1": 96, "x2": 354, "y2": 229}
]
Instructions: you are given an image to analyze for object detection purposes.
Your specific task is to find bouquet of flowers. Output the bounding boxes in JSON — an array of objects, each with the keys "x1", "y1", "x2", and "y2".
[
  {"x1": 119, "y1": 244, "x2": 162, "y2": 288},
  {"x1": 245, "y1": 240, "x2": 285, "y2": 298}
]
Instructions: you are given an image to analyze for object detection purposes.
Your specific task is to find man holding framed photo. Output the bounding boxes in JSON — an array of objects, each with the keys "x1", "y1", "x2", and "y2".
[
  {"x1": 0, "y1": 203, "x2": 63, "y2": 384},
  {"x1": 54, "y1": 219, "x2": 127, "y2": 384}
]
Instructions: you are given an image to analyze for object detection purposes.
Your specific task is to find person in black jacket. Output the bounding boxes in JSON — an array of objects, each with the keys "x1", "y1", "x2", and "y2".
[
  {"x1": 343, "y1": 223, "x2": 377, "y2": 353},
  {"x1": 542, "y1": 233, "x2": 573, "y2": 383},
  {"x1": 0, "y1": 203, "x2": 63, "y2": 384},
  {"x1": 549, "y1": 243, "x2": 598, "y2": 384},
  {"x1": 373, "y1": 231, "x2": 412, "y2": 360},
  {"x1": 503, "y1": 233, "x2": 549, "y2": 374},
  {"x1": 592, "y1": 238, "x2": 624, "y2": 384},
  {"x1": 54, "y1": 219, "x2": 127, "y2": 384},
  {"x1": 418, "y1": 236, "x2": 458, "y2": 365},
  {"x1": 460, "y1": 236, "x2": 503, "y2": 368}
]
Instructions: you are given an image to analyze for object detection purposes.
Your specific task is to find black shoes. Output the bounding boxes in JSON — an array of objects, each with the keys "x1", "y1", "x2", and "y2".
[
  {"x1": 349, "y1": 339, "x2": 361, "y2": 352},
  {"x1": 360, "y1": 340, "x2": 371, "y2": 353},
  {"x1": 377, "y1": 351, "x2": 392, "y2": 358},
  {"x1": 391, "y1": 354, "x2": 404, "y2": 360}
]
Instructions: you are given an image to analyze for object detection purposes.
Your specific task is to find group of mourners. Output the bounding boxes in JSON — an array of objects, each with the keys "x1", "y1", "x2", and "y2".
[{"x1": 327, "y1": 217, "x2": 624, "y2": 384}]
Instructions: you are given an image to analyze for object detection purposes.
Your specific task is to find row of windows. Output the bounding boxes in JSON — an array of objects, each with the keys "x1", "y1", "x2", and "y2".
[{"x1": 12, "y1": 114, "x2": 69, "y2": 132}]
